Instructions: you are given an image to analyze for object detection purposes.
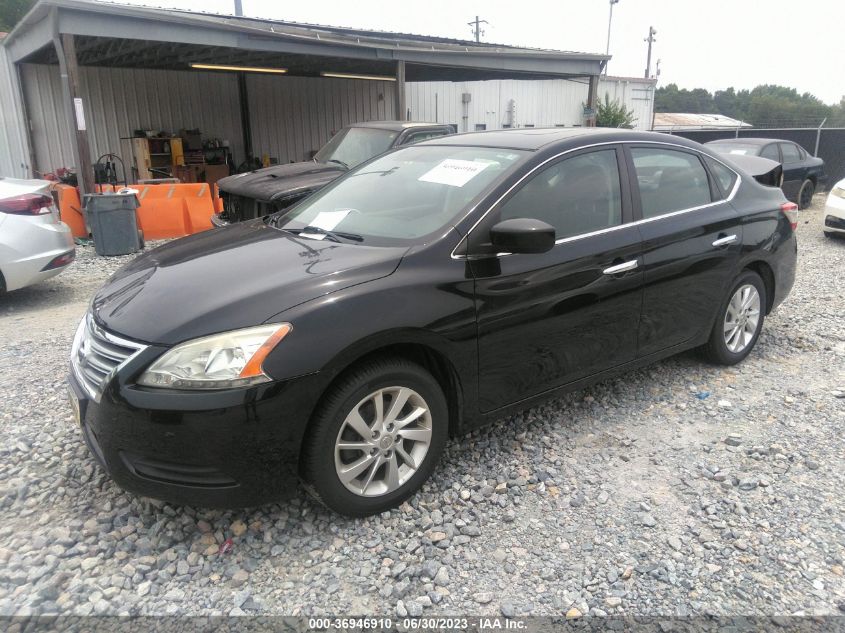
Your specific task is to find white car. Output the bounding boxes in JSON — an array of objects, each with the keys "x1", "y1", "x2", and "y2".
[
  {"x1": 824, "y1": 177, "x2": 845, "y2": 238},
  {"x1": 0, "y1": 177, "x2": 75, "y2": 293}
]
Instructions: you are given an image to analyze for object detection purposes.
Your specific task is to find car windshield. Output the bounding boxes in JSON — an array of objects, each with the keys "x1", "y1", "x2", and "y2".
[
  {"x1": 706, "y1": 142, "x2": 761, "y2": 156},
  {"x1": 314, "y1": 127, "x2": 400, "y2": 168},
  {"x1": 275, "y1": 145, "x2": 527, "y2": 245}
]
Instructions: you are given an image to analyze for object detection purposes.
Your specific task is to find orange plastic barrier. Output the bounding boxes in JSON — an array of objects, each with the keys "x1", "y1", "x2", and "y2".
[{"x1": 56, "y1": 183, "x2": 216, "y2": 240}]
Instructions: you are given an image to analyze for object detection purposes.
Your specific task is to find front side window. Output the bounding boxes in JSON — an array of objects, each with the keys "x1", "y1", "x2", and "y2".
[
  {"x1": 779, "y1": 143, "x2": 801, "y2": 163},
  {"x1": 277, "y1": 145, "x2": 526, "y2": 244},
  {"x1": 498, "y1": 149, "x2": 623, "y2": 240},
  {"x1": 631, "y1": 147, "x2": 712, "y2": 218},
  {"x1": 314, "y1": 127, "x2": 399, "y2": 169}
]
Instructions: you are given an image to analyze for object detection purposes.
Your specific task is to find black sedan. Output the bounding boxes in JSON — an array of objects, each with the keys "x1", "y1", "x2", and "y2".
[
  {"x1": 69, "y1": 128, "x2": 797, "y2": 516},
  {"x1": 705, "y1": 138, "x2": 826, "y2": 209}
]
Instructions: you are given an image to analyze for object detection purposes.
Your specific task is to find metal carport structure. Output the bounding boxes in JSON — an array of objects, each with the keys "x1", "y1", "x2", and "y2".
[{"x1": 2, "y1": 0, "x2": 609, "y2": 192}]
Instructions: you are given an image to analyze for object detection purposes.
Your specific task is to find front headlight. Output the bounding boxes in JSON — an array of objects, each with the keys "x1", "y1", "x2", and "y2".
[
  {"x1": 831, "y1": 186, "x2": 845, "y2": 199},
  {"x1": 137, "y1": 323, "x2": 292, "y2": 389}
]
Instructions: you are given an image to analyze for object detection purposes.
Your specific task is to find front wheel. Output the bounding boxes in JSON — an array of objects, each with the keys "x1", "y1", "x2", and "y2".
[
  {"x1": 301, "y1": 358, "x2": 448, "y2": 517},
  {"x1": 797, "y1": 179, "x2": 815, "y2": 210},
  {"x1": 701, "y1": 271, "x2": 766, "y2": 365}
]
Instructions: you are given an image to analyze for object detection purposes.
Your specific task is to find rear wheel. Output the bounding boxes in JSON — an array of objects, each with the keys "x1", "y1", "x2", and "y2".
[
  {"x1": 301, "y1": 357, "x2": 448, "y2": 517},
  {"x1": 797, "y1": 179, "x2": 815, "y2": 209},
  {"x1": 701, "y1": 271, "x2": 766, "y2": 365}
]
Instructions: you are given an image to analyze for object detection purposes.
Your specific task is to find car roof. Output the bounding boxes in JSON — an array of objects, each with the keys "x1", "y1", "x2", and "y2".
[
  {"x1": 417, "y1": 127, "x2": 698, "y2": 151},
  {"x1": 705, "y1": 138, "x2": 783, "y2": 146},
  {"x1": 350, "y1": 121, "x2": 447, "y2": 131}
]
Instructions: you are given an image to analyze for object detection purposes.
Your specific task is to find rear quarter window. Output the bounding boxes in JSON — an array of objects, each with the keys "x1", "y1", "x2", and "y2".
[{"x1": 703, "y1": 156, "x2": 738, "y2": 199}]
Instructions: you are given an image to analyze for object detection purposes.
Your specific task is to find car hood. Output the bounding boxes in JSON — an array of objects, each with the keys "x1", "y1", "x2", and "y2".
[
  {"x1": 91, "y1": 220, "x2": 408, "y2": 345},
  {"x1": 216, "y1": 161, "x2": 345, "y2": 202}
]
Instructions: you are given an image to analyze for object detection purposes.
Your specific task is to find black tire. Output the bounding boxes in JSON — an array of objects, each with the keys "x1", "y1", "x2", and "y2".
[
  {"x1": 301, "y1": 357, "x2": 448, "y2": 517},
  {"x1": 701, "y1": 270, "x2": 767, "y2": 365},
  {"x1": 824, "y1": 230, "x2": 837, "y2": 239},
  {"x1": 797, "y1": 179, "x2": 815, "y2": 210}
]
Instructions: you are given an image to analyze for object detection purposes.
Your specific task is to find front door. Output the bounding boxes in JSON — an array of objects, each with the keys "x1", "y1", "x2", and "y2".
[
  {"x1": 627, "y1": 145, "x2": 743, "y2": 356},
  {"x1": 470, "y1": 146, "x2": 644, "y2": 413}
]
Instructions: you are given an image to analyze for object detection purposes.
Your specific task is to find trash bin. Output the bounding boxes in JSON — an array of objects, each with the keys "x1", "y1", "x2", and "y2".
[{"x1": 83, "y1": 192, "x2": 143, "y2": 256}]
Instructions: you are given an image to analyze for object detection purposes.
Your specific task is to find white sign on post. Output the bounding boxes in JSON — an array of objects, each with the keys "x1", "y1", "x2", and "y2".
[{"x1": 73, "y1": 98, "x2": 86, "y2": 131}]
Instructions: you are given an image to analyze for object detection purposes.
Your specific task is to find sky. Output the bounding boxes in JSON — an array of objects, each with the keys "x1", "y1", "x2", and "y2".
[{"x1": 115, "y1": 0, "x2": 844, "y2": 104}]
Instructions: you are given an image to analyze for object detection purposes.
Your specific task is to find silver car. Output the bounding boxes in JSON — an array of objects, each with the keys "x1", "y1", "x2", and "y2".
[{"x1": 0, "y1": 177, "x2": 75, "y2": 293}]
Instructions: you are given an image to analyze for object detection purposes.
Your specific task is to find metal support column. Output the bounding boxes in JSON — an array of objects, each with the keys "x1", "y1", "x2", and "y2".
[
  {"x1": 237, "y1": 73, "x2": 253, "y2": 166},
  {"x1": 54, "y1": 33, "x2": 94, "y2": 195},
  {"x1": 587, "y1": 74, "x2": 599, "y2": 127},
  {"x1": 395, "y1": 60, "x2": 406, "y2": 121}
]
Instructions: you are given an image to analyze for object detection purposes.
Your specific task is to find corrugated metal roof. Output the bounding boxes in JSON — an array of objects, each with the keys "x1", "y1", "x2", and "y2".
[
  {"x1": 652, "y1": 113, "x2": 751, "y2": 130},
  {"x1": 4, "y1": 0, "x2": 609, "y2": 61}
]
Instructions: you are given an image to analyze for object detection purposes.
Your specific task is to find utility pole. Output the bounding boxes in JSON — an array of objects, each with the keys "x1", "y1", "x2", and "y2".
[
  {"x1": 234, "y1": 0, "x2": 243, "y2": 16},
  {"x1": 467, "y1": 15, "x2": 488, "y2": 43},
  {"x1": 605, "y1": 0, "x2": 619, "y2": 74},
  {"x1": 644, "y1": 26, "x2": 657, "y2": 78}
]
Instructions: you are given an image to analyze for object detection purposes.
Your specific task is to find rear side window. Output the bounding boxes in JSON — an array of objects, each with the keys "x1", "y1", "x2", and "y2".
[
  {"x1": 779, "y1": 143, "x2": 801, "y2": 163},
  {"x1": 703, "y1": 155, "x2": 738, "y2": 199},
  {"x1": 499, "y1": 149, "x2": 622, "y2": 240},
  {"x1": 760, "y1": 144, "x2": 780, "y2": 161},
  {"x1": 631, "y1": 148, "x2": 712, "y2": 218}
]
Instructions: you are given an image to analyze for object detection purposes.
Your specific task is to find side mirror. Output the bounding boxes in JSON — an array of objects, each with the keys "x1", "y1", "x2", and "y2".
[{"x1": 489, "y1": 218, "x2": 556, "y2": 254}]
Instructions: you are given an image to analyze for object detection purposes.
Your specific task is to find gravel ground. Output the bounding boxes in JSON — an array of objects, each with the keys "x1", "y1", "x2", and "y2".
[{"x1": 0, "y1": 196, "x2": 843, "y2": 619}]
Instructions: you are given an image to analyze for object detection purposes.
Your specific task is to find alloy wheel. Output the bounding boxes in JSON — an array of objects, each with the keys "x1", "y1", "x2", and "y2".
[
  {"x1": 334, "y1": 386, "x2": 432, "y2": 497},
  {"x1": 723, "y1": 284, "x2": 761, "y2": 353}
]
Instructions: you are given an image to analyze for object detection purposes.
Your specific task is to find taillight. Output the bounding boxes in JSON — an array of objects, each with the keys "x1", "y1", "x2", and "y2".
[
  {"x1": 780, "y1": 202, "x2": 798, "y2": 231},
  {"x1": 0, "y1": 193, "x2": 54, "y2": 216}
]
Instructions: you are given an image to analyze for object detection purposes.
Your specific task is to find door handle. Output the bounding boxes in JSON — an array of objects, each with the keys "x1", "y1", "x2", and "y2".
[
  {"x1": 712, "y1": 234, "x2": 738, "y2": 247},
  {"x1": 603, "y1": 260, "x2": 638, "y2": 275}
]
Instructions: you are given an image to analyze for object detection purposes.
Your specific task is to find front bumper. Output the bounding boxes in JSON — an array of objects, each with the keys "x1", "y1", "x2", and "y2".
[{"x1": 68, "y1": 354, "x2": 321, "y2": 508}]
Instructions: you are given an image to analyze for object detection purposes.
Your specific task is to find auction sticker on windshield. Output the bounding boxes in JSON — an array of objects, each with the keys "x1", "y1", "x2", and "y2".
[{"x1": 419, "y1": 159, "x2": 490, "y2": 187}]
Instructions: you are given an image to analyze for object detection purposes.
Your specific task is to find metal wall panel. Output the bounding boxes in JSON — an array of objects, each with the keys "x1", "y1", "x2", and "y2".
[
  {"x1": 406, "y1": 77, "x2": 654, "y2": 132},
  {"x1": 20, "y1": 63, "x2": 243, "y2": 177},
  {"x1": 18, "y1": 64, "x2": 396, "y2": 177},
  {"x1": 247, "y1": 75, "x2": 396, "y2": 164},
  {"x1": 0, "y1": 45, "x2": 32, "y2": 178},
  {"x1": 597, "y1": 77, "x2": 655, "y2": 131}
]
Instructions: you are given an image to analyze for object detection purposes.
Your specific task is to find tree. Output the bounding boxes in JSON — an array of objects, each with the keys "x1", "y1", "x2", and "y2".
[
  {"x1": 0, "y1": 0, "x2": 34, "y2": 32},
  {"x1": 656, "y1": 82, "x2": 836, "y2": 127},
  {"x1": 596, "y1": 93, "x2": 637, "y2": 129}
]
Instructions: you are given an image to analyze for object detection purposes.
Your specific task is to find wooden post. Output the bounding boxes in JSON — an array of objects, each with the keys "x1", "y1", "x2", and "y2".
[
  {"x1": 395, "y1": 60, "x2": 406, "y2": 121},
  {"x1": 586, "y1": 74, "x2": 599, "y2": 127},
  {"x1": 54, "y1": 33, "x2": 95, "y2": 195}
]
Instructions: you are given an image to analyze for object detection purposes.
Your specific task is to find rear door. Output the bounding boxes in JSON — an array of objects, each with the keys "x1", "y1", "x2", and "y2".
[
  {"x1": 470, "y1": 146, "x2": 644, "y2": 412},
  {"x1": 628, "y1": 144, "x2": 743, "y2": 357},
  {"x1": 779, "y1": 142, "x2": 804, "y2": 201}
]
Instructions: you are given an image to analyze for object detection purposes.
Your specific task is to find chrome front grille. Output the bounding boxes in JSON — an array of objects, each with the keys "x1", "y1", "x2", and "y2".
[{"x1": 71, "y1": 314, "x2": 146, "y2": 402}]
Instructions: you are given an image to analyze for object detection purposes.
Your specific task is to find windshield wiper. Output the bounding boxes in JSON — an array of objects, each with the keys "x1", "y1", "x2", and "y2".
[
  {"x1": 283, "y1": 226, "x2": 364, "y2": 243},
  {"x1": 326, "y1": 158, "x2": 350, "y2": 169}
]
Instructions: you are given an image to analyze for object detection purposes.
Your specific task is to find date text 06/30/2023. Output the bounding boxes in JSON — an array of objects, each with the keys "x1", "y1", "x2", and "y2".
[{"x1": 307, "y1": 618, "x2": 527, "y2": 630}]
